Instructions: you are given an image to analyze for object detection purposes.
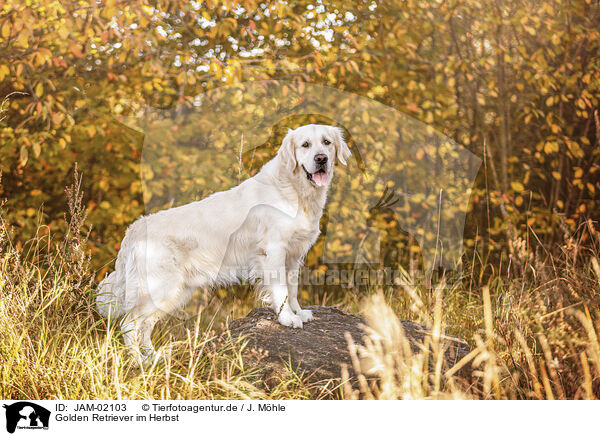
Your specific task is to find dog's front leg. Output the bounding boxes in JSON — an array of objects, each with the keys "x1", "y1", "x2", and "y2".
[
  {"x1": 262, "y1": 244, "x2": 303, "y2": 328},
  {"x1": 287, "y1": 259, "x2": 314, "y2": 323}
]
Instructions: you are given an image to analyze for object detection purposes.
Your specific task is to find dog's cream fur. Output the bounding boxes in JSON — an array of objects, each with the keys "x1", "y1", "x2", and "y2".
[{"x1": 96, "y1": 124, "x2": 350, "y2": 362}]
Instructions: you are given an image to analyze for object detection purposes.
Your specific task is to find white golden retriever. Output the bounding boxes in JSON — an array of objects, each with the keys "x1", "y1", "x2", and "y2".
[{"x1": 96, "y1": 124, "x2": 351, "y2": 362}]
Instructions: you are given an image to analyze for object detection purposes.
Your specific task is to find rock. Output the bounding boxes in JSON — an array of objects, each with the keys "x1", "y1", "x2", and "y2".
[{"x1": 218, "y1": 305, "x2": 472, "y2": 391}]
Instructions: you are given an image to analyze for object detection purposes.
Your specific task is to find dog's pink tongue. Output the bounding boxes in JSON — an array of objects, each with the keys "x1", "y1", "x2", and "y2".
[{"x1": 313, "y1": 171, "x2": 329, "y2": 187}]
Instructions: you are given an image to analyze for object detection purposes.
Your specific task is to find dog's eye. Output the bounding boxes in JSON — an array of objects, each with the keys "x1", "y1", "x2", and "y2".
[
  {"x1": 302, "y1": 141, "x2": 310, "y2": 148},
  {"x1": 323, "y1": 139, "x2": 331, "y2": 145}
]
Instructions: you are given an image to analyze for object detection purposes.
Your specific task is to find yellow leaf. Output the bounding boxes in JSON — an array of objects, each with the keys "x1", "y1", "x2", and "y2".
[
  {"x1": 35, "y1": 82, "x2": 43, "y2": 98},
  {"x1": 16, "y1": 31, "x2": 28, "y2": 48},
  {"x1": 552, "y1": 171, "x2": 561, "y2": 180},
  {"x1": 57, "y1": 26, "x2": 69, "y2": 39},
  {"x1": 544, "y1": 141, "x2": 558, "y2": 154},
  {"x1": 1, "y1": 21, "x2": 10, "y2": 39},
  {"x1": 19, "y1": 145, "x2": 28, "y2": 165},
  {"x1": 568, "y1": 141, "x2": 584, "y2": 158},
  {"x1": 69, "y1": 43, "x2": 83, "y2": 58},
  {"x1": 51, "y1": 112, "x2": 64, "y2": 126},
  {"x1": 362, "y1": 111, "x2": 369, "y2": 124},
  {"x1": 32, "y1": 141, "x2": 41, "y2": 157},
  {"x1": 0, "y1": 64, "x2": 9, "y2": 81},
  {"x1": 101, "y1": 7, "x2": 118, "y2": 19},
  {"x1": 510, "y1": 181, "x2": 525, "y2": 192}
]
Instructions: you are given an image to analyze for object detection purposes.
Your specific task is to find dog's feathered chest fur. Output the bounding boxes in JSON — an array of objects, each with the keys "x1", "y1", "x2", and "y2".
[{"x1": 285, "y1": 205, "x2": 322, "y2": 261}]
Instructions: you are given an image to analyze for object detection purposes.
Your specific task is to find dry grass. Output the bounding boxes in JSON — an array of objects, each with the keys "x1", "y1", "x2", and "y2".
[{"x1": 340, "y1": 221, "x2": 600, "y2": 399}]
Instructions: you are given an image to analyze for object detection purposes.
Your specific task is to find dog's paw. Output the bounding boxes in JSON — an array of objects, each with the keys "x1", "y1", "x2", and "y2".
[
  {"x1": 278, "y1": 310, "x2": 304, "y2": 329},
  {"x1": 297, "y1": 309, "x2": 314, "y2": 323}
]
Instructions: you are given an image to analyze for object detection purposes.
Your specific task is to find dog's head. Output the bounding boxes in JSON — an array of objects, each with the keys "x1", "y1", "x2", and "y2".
[{"x1": 278, "y1": 124, "x2": 351, "y2": 187}]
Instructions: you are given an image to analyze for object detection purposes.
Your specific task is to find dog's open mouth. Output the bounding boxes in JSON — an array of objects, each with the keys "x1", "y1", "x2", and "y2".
[{"x1": 303, "y1": 166, "x2": 330, "y2": 187}]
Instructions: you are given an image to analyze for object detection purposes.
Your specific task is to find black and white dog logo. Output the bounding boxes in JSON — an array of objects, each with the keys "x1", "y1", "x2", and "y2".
[{"x1": 2, "y1": 402, "x2": 50, "y2": 434}]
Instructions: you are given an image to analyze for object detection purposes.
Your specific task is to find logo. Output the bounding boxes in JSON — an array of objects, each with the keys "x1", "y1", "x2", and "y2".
[{"x1": 2, "y1": 402, "x2": 50, "y2": 434}]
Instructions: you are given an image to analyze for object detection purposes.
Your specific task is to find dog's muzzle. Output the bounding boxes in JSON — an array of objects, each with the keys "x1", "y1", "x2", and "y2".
[{"x1": 302, "y1": 164, "x2": 330, "y2": 187}]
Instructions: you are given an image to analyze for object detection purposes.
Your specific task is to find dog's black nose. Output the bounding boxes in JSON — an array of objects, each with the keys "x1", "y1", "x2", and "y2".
[{"x1": 314, "y1": 154, "x2": 328, "y2": 165}]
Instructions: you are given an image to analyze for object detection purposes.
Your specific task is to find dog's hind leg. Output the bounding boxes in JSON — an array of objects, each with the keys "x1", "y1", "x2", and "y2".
[
  {"x1": 134, "y1": 272, "x2": 189, "y2": 365},
  {"x1": 120, "y1": 308, "x2": 164, "y2": 367},
  {"x1": 139, "y1": 309, "x2": 165, "y2": 363},
  {"x1": 120, "y1": 315, "x2": 144, "y2": 364}
]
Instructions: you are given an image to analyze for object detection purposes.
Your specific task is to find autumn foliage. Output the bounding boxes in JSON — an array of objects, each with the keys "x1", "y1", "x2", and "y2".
[{"x1": 0, "y1": 0, "x2": 598, "y2": 276}]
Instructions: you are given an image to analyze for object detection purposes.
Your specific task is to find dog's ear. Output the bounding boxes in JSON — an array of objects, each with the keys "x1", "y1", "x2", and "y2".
[
  {"x1": 332, "y1": 126, "x2": 351, "y2": 165},
  {"x1": 278, "y1": 128, "x2": 297, "y2": 171}
]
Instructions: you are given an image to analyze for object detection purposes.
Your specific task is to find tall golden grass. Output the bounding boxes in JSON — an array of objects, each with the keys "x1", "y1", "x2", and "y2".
[{"x1": 341, "y1": 221, "x2": 600, "y2": 399}]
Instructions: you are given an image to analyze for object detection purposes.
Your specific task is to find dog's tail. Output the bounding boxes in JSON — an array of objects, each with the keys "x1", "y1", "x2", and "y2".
[{"x1": 96, "y1": 253, "x2": 128, "y2": 319}]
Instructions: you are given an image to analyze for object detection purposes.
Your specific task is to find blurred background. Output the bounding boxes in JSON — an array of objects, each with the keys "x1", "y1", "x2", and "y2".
[{"x1": 1, "y1": 0, "x2": 598, "y2": 278}]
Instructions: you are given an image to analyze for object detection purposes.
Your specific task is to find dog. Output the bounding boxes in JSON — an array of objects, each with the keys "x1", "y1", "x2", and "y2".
[{"x1": 96, "y1": 124, "x2": 351, "y2": 363}]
